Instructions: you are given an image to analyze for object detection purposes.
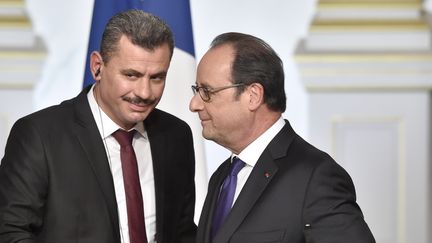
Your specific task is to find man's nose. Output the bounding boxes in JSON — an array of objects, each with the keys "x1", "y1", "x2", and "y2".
[{"x1": 189, "y1": 92, "x2": 204, "y2": 112}]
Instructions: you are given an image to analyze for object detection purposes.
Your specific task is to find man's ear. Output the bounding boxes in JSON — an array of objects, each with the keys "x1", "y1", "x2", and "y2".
[
  {"x1": 247, "y1": 83, "x2": 264, "y2": 111},
  {"x1": 90, "y1": 51, "x2": 103, "y2": 81}
]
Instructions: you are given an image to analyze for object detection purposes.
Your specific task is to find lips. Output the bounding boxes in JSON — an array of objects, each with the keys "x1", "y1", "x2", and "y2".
[
  {"x1": 197, "y1": 112, "x2": 211, "y2": 125},
  {"x1": 199, "y1": 116, "x2": 210, "y2": 122},
  {"x1": 129, "y1": 102, "x2": 151, "y2": 112},
  {"x1": 200, "y1": 118, "x2": 212, "y2": 127}
]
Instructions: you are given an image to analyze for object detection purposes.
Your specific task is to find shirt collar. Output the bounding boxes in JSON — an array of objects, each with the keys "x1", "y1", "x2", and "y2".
[{"x1": 231, "y1": 117, "x2": 285, "y2": 167}]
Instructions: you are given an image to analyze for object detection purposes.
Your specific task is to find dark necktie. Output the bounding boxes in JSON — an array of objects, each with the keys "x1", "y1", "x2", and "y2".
[
  {"x1": 112, "y1": 129, "x2": 148, "y2": 243},
  {"x1": 211, "y1": 157, "x2": 245, "y2": 238}
]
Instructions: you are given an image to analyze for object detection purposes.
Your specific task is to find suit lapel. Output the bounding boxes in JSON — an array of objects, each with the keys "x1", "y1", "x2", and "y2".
[
  {"x1": 213, "y1": 152, "x2": 278, "y2": 243},
  {"x1": 144, "y1": 110, "x2": 167, "y2": 242},
  {"x1": 213, "y1": 120, "x2": 296, "y2": 243},
  {"x1": 198, "y1": 159, "x2": 231, "y2": 243},
  {"x1": 72, "y1": 86, "x2": 120, "y2": 241}
]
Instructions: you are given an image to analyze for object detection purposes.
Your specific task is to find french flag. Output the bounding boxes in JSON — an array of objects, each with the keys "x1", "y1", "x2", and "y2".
[{"x1": 83, "y1": 0, "x2": 207, "y2": 222}]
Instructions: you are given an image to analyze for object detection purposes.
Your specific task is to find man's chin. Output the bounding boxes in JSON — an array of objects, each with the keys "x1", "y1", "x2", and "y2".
[
  {"x1": 202, "y1": 129, "x2": 214, "y2": 141},
  {"x1": 127, "y1": 112, "x2": 151, "y2": 124}
]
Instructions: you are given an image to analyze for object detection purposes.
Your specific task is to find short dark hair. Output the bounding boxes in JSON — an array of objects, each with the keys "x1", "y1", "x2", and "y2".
[
  {"x1": 100, "y1": 9, "x2": 174, "y2": 63},
  {"x1": 210, "y1": 32, "x2": 286, "y2": 112}
]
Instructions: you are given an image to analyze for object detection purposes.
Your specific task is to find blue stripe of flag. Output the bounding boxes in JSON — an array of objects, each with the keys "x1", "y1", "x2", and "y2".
[{"x1": 83, "y1": 0, "x2": 195, "y2": 87}]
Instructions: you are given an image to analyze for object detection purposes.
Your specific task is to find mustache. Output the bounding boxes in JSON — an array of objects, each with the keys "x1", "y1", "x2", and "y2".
[{"x1": 122, "y1": 96, "x2": 157, "y2": 106}]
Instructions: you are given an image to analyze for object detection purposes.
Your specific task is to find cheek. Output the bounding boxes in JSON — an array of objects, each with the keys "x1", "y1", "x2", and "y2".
[
  {"x1": 152, "y1": 83, "x2": 165, "y2": 97},
  {"x1": 225, "y1": 105, "x2": 248, "y2": 127},
  {"x1": 209, "y1": 104, "x2": 238, "y2": 126},
  {"x1": 104, "y1": 77, "x2": 128, "y2": 95}
]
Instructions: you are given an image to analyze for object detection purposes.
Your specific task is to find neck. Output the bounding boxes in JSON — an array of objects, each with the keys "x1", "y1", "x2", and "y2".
[{"x1": 228, "y1": 110, "x2": 281, "y2": 154}]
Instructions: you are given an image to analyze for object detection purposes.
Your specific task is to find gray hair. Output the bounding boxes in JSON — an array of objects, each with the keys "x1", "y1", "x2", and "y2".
[{"x1": 100, "y1": 9, "x2": 174, "y2": 63}]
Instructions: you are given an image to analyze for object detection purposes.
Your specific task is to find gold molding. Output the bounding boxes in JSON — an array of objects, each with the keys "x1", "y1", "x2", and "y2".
[
  {"x1": 318, "y1": 2, "x2": 421, "y2": 9},
  {"x1": 310, "y1": 19, "x2": 428, "y2": 31},
  {"x1": 313, "y1": 19, "x2": 425, "y2": 24},
  {"x1": 0, "y1": 0, "x2": 25, "y2": 7},
  {"x1": 295, "y1": 53, "x2": 432, "y2": 63},
  {"x1": 300, "y1": 69, "x2": 432, "y2": 76},
  {"x1": 0, "y1": 83, "x2": 34, "y2": 90},
  {"x1": 319, "y1": 0, "x2": 421, "y2": 3},
  {"x1": 0, "y1": 51, "x2": 46, "y2": 59},
  {"x1": 0, "y1": 16, "x2": 30, "y2": 27},
  {"x1": 305, "y1": 84, "x2": 432, "y2": 92},
  {"x1": 0, "y1": 66, "x2": 41, "y2": 71}
]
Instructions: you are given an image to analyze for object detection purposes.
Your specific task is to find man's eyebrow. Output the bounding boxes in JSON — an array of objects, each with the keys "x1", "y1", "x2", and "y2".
[
  {"x1": 120, "y1": 69, "x2": 144, "y2": 77},
  {"x1": 150, "y1": 71, "x2": 168, "y2": 78},
  {"x1": 196, "y1": 82, "x2": 210, "y2": 88}
]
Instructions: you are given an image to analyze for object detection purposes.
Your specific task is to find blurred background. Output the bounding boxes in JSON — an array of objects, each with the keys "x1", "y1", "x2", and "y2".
[{"x1": 0, "y1": 0, "x2": 431, "y2": 242}]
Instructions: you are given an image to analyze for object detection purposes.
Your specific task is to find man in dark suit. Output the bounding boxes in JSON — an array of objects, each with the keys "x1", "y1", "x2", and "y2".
[
  {"x1": 190, "y1": 32, "x2": 375, "y2": 243},
  {"x1": 0, "y1": 10, "x2": 196, "y2": 243}
]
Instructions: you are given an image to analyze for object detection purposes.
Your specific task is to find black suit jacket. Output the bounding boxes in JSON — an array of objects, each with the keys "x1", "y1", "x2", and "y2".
[
  {"x1": 0, "y1": 86, "x2": 197, "y2": 243},
  {"x1": 197, "y1": 121, "x2": 375, "y2": 243}
]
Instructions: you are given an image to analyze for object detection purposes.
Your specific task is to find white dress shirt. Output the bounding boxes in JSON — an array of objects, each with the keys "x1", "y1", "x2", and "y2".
[
  {"x1": 88, "y1": 85, "x2": 156, "y2": 243},
  {"x1": 231, "y1": 117, "x2": 285, "y2": 205}
]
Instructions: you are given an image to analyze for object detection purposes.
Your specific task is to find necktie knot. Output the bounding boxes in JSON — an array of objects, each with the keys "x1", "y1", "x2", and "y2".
[
  {"x1": 230, "y1": 157, "x2": 245, "y2": 176},
  {"x1": 112, "y1": 129, "x2": 135, "y2": 147}
]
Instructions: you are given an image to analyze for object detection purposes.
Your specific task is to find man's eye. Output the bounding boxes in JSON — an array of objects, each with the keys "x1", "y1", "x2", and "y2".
[{"x1": 151, "y1": 76, "x2": 166, "y2": 83}]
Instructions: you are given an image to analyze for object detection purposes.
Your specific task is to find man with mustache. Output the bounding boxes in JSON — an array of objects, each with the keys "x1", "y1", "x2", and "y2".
[
  {"x1": 190, "y1": 32, "x2": 375, "y2": 243},
  {"x1": 0, "y1": 10, "x2": 196, "y2": 243}
]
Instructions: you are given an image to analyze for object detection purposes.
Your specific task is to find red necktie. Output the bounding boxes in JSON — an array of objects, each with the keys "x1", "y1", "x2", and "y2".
[{"x1": 112, "y1": 129, "x2": 148, "y2": 243}]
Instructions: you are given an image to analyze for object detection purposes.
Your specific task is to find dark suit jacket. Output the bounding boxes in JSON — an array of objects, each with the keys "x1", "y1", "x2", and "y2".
[
  {"x1": 0, "y1": 86, "x2": 197, "y2": 243},
  {"x1": 197, "y1": 121, "x2": 375, "y2": 243}
]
